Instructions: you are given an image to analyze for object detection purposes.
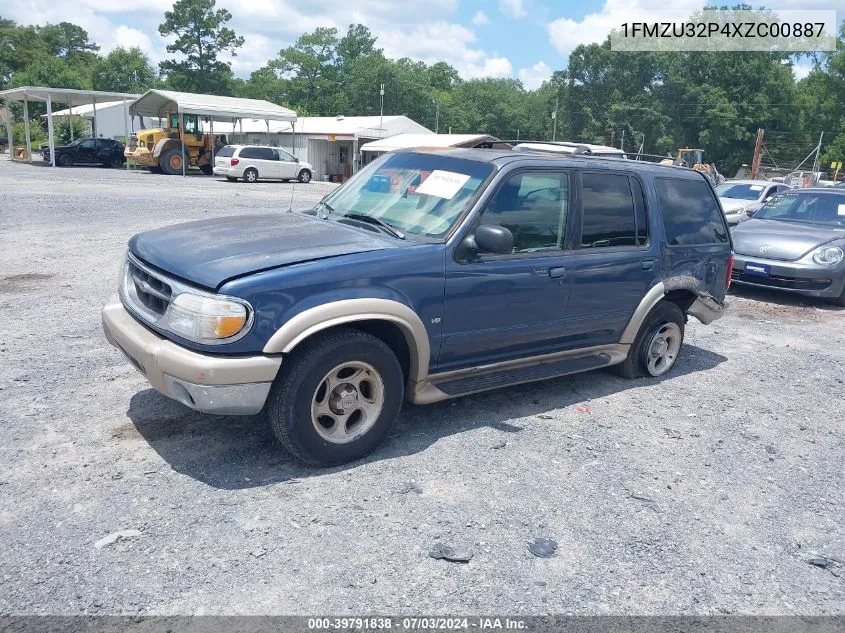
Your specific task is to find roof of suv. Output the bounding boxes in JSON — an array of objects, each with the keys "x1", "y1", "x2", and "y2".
[{"x1": 397, "y1": 147, "x2": 707, "y2": 179}]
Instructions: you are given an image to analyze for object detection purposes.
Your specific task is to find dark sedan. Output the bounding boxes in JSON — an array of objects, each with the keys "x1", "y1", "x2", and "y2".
[
  {"x1": 731, "y1": 188, "x2": 845, "y2": 305},
  {"x1": 42, "y1": 137, "x2": 125, "y2": 168}
]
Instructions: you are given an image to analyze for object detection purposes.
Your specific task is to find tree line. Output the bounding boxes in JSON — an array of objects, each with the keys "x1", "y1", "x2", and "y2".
[{"x1": 1, "y1": 0, "x2": 843, "y2": 174}]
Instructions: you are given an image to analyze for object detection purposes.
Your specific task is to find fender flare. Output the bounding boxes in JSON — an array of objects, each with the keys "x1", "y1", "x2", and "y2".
[
  {"x1": 619, "y1": 282, "x2": 666, "y2": 345},
  {"x1": 262, "y1": 299, "x2": 430, "y2": 383},
  {"x1": 153, "y1": 138, "x2": 178, "y2": 158}
]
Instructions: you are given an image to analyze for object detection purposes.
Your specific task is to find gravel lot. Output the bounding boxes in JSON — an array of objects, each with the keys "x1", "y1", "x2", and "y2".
[{"x1": 1, "y1": 158, "x2": 843, "y2": 616}]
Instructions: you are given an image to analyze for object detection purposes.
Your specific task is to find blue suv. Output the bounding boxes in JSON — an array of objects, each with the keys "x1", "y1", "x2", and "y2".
[{"x1": 102, "y1": 148, "x2": 733, "y2": 466}]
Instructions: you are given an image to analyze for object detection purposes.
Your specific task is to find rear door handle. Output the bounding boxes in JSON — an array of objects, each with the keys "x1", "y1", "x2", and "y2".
[
  {"x1": 549, "y1": 266, "x2": 566, "y2": 279},
  {"x1": 641, "y1": 258, "x2": 655, "y2": 271}
]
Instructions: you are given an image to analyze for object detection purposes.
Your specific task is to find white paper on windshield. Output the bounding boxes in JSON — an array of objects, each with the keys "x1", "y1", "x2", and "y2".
[
  {"x1": 415, "y1": 170, "x2": 471, "y2": 199},
  {"x1": 838, "y1": 204, "x2": 845, "y2": 216},
  {"x1": 749, "y1": 185, "x2": 764, "y2": 191}
]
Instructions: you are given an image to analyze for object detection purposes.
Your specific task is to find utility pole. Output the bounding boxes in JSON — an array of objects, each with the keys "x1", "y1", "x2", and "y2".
[
  {"x1": 379, "y1": 83, "x2": 385, "y2": 138},
  {"x1": 750, "y1": 128, "x2": 765, "y2": 180},
  {"x1": 552, "y1": 96, "x2": 558, "y2": 142}
]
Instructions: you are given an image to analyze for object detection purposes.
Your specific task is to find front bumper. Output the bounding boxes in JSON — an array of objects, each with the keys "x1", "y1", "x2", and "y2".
[
  {"x1": 102, "y1": 296, "x2": 281, "y2": 415},
  {"x1": 732, "y1": 255, "x2": 845, "y2": 298}
]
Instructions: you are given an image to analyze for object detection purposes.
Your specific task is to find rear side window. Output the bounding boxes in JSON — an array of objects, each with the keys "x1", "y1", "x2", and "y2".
[
  {"x1": 580, "y1": 172, "x2": 640, "y2": 248},
  {"x1": 239, "y1": 146, "x2": 275, "y2": 160},
  {"x1": 655, "y1": 178, "x2": 729, "y2": 245},
  {"x1": 216, "y1": 146, "x2": 235, "y2": 157}
]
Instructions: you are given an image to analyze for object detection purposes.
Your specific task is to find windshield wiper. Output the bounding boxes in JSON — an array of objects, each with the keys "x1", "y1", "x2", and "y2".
[{"x1": 342, "y1": 212, "x2": 405, "y2": 239}]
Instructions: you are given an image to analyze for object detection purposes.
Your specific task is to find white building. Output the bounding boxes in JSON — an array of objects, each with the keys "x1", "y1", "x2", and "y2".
[
  {"x1": 45, "y1": 99, "x2": 159, "y2": 141},
  {"x1": 209, "y1": 115, "x2": 432, "y2": 181}
]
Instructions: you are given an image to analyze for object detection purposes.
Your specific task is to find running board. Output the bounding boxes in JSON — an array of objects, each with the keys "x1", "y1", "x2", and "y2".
[{"x1": 410, "y1": 346, "x2": 629, "y2": 404}]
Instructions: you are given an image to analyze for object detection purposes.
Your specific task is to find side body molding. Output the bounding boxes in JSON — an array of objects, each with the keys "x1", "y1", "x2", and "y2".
[{"x1": 262, "y1": 299, "x2": 430, "y2": 383}]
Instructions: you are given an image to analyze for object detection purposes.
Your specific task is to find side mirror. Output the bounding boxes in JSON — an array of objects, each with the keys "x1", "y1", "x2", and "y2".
[{"x1": 474, "y1": 224, "x2": 513, "y2": 254}]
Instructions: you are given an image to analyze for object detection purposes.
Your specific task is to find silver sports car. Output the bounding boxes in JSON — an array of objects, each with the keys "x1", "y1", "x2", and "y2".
[{"x1": 731, "y1": 188, "x2": 845, "y2": 305}]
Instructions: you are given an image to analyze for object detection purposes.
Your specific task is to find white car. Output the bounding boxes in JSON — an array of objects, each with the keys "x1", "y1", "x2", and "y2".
[
  {"x1": 513, "y1": 141, "x2": 627, "y2": 158},
  {"x1": 213, "y1": 145, "x2": 313, "y2": 183},
  {"x1": 715, "y1": 179, "x2": 792, "y2": 225}
]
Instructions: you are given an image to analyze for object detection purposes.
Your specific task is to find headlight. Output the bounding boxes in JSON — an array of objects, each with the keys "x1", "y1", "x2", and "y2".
[
  {"x1": 163, "y1": 292, "x2": 250, "y2": 342},
  {"x1": 812, "y1": 246, "x2": 844, "y2": 266}
]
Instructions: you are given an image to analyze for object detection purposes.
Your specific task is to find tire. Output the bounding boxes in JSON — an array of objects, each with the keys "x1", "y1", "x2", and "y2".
[
  {"x1": 297, "y1": 169, "x2": 312, "y2": 183},
  {"x1": 265, "y1": 327, "x2": 404, "y2": 467},
  {"x1": 57, "y1": 153, "x2": 74, "y2": 167},
  {"x1": 200, "y1": 164, "x2": 213, "y2": 175},
  {"x1": 612, "y1": 301, "x2": 685, "y2": 379},
  {"x1": 159, "y1": 148, "x2": 184, "y2": 175},
  {"x1": 109, "y1": 157, "x2": 124, "y2": 169},
  {"x1": 829, "y1": 283, "x2": 845, "y2": 307},
  {"x1": 243, "y1": 168, "x2": 259, "y2": 183}
]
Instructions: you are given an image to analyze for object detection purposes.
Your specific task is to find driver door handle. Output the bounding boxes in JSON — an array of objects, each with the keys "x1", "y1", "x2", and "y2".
[{"x1": 549, "y1": 266, "x2": 566, "y2": 279}]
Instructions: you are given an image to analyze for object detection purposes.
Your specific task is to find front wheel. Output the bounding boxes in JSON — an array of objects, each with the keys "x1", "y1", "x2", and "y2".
[
  {"x1": 265, "y1": 328, "x2": 404, "y2": 466},
  {"x1": 57, "y1": 153, "x2": 74, "y2": 167},
  {"x1": 613, "y1": 301, "x2": 685, "y2": 379},
  {"x1": 297, "y1": 169, "x2": 312, "y2": 183}
]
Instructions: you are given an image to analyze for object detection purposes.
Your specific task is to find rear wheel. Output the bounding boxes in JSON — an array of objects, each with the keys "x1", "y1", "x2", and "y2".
[
  {"x1": 297, "y1": 168, "x2": 312, "y2": 183},
  {"x1": 243, "y1": 168, "x2": 259, "y2": 183},
  {"x1": 159, "y1": 148, "x2": 184, "y2": 175},
  {"x1": 199, "y1": 164, "x2": 213, "y2": 175},
  {"x1": 265, "y1": 328, "x2": 404, "y2": 466},
  {"x1": 57, "y1": 153, "x2": 74, "y2": 167},
  {"x1": 613, "y1": 301, "x2": 685, "y2": 379},
  {"x1": 108, "y1": 157, "x2": 124, "y2": 168}
]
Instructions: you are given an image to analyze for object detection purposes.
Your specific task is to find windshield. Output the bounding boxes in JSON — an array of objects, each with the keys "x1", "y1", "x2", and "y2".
[
  {"x1": 320, "y1": 151, "x2": 494, "y2": 238},
  {"x1": 754, "y1": 192, "x2": 845, "y2": 227},
  {"x1": 715, "y1": 183, "x2": 764, "y2": 200}
]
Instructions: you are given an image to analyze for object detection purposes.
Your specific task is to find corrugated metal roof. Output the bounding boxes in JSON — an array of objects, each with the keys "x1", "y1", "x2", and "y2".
[
  {"x1": 360, "y1": 133, "x2": 497, "y2": 153},
  {"x1": 0, "y1": 87, "x2": 138, "y2": 107},
  {"x1": 45, "y1": 101, "x2": 126, "y2": 116},
  {"x1": 129, "y1": 89, "x2": 296, "y2": 122},
  {"x1": 204, "y1": 115, "x2": 429, "y2": 137}
]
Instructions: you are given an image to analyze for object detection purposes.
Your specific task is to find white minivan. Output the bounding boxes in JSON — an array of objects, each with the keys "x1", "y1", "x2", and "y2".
[{"x1": 213, "y1": 145, "x2": 313, "y2": 183}]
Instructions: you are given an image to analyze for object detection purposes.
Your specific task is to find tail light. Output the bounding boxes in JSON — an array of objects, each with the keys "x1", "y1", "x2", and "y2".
[
  {"x1": 230, "y1": 158, "x2": 239, "y2": 166},
  {"x1": 726, "y1": 253, "x2": 734, "y2": 288}
]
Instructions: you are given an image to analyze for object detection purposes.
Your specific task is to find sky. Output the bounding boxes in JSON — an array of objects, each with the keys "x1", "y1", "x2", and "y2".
[{"x1": 3, "y1": 0, "x2": 841, "y2": 89}]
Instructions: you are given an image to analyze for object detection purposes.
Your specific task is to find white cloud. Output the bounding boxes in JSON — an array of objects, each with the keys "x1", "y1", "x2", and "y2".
[
  {"x1": 518, "y1": 61, "x2": 552, "y2": 89},
  {"x1": 472, "y1": 10, "x2": 490, "y2": 26},
  {"x1": 792, "y1": 61, "x2": 813, "y2": 80},
  {"x1": 4, "y1": 0, "x2": 514, "y2": 82},
  {"x1": 547, "y1": 0, "x2": 705, "y2": 58},
  {"x1": 499, "y1": 0, "x2": 527, "y2": 19}
]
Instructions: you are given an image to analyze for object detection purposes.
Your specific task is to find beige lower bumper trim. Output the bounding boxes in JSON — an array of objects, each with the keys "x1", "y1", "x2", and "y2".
[{"x1": 102, "y1": 296, "x2": 282, "y2": 411}]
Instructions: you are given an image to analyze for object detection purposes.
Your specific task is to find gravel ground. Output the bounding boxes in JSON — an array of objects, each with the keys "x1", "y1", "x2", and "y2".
[{"x1": 1, "y1": 158, "x2": 843, "y2": 616}]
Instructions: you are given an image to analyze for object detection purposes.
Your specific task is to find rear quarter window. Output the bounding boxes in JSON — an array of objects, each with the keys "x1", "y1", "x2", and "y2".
[
  {"x1": 655, "y1": 177, "x2": 729, "y2": 245},
  {"x1": 216, "y1": 146, "x2": 236, "y2": 157}
]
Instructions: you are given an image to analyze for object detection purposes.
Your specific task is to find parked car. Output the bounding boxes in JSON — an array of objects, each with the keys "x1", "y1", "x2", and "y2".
[
  {"x1": 42, "y1": 137, "x2": 126, "y2": 168},
  {"x1": 0, "y1": 135, "x2": 8, "y2": 153},
  {"x1": 213, "y1": 144, "x2": 313, "y2": 183},
  {"x1": 714, "y1": 179, "x2": 791, "y2": 225},
  {"x1": 731, "y1": 188, "x2": 845, "y2": 305},
  {"x1": 102, "y1": 148, "x2": 732, "y2": 466}
]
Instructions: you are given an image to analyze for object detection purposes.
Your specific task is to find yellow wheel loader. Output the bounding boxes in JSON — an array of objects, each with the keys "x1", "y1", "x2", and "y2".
[{"x1": 124, "y1": 111, "x2": 225, "y2": 175}]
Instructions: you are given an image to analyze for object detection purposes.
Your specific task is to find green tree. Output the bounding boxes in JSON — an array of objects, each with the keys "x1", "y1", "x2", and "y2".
[
  {"x1": 92, "y1": 47, "x2": 158, "y2": 93},
  {"x1": 271, "y1": 27, "x2": 340, "y2": 112},
  {"x1": 158, "y1": 0, "x2": 244, "y2": 95}
]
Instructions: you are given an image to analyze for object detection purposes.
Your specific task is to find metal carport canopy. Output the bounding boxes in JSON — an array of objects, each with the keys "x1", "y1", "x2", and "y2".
[{"x1": 129, "y1": 89, "x2": 297, "y2": 122}]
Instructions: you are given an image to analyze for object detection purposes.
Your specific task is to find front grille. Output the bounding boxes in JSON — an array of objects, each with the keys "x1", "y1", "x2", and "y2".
[
  {"x1": 732, "y1": 268, "x2": 831, "y2": 291},
  {"x1": 128, "y1": 259, "x2": 172, "y2": 316}
]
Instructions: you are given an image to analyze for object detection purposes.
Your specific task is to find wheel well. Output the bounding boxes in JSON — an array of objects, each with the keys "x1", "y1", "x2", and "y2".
[
  {"x1": 663, "y1": 289, "x2": 697, "y2": 313},
  {"x1": 295, "y1": 320, "x2": 412, "y2": 382}
]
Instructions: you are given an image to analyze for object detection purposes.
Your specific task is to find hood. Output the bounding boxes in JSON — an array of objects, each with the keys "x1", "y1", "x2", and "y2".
[
  {"x1": 129, "y1": 213, "x2": 394, "y2": 289},
  {"x1": 732, "y1": 218, "x2": 843, "y2": 261},
  {"x1": 719, "y1": 198, "x2": 758, "y2": 213}
]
